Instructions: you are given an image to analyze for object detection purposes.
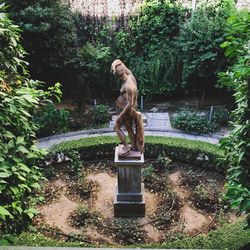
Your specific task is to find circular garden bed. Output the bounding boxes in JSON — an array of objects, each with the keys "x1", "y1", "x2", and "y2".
[{"x1": 16, "y1": 136, "x2": 250, "y2": 249}]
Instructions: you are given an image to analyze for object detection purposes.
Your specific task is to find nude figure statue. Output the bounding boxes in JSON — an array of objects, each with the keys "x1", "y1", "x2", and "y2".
[{"x1": 111, "y1": 59, "x2": 144, "y2": 157}]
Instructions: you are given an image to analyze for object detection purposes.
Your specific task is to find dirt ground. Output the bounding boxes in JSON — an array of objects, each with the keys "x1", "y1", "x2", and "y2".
[{"x1": 35, "y1": 160, "x2": 236, "y2": 246}]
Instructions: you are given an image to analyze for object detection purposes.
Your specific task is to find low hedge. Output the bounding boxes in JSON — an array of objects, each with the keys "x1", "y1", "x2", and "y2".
[
  {"x1": 50, "y1": 136, "x2": 225, "y2": 173},
  {"x1": 15, "y1": 220, "x2": 250, "y2": 249}
]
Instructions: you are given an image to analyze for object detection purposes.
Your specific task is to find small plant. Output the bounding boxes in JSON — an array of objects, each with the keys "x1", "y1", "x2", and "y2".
[
  {"x1": 68, "y1": 206, "x2": 94, "y2": 228},
  {"x1": 65, "y1": 150, "x2": 82, "y2": 174},
  {"x1": 173, "y1": 111, "x2": 216, "y2": 134},
  {"x1": 106, "y1": 219, "x2": 145, "y2": 245},
  {"x1": 193, "y1": 184, "x2": 218, "y2": 212},
  {"x1": 142, "y1": 164, "x2": 154, "y2": 179},
  {"x1": 34, "y1": 103, "x2": 69, "y2": 137},
  {"x1": 67, "y1": 178, "x2": 97, "y2": 199},
  {"x1": 91, "y1": 104, "x2": 110, "y2": 125},
  {"x1": 157, "y1": 154, "x2": 172, "y2": 171}
]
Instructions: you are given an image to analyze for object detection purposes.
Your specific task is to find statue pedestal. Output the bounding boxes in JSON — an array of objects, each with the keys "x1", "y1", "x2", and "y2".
[{"x1": 114, "y1": 145, "x2": 145, "y2": 217}]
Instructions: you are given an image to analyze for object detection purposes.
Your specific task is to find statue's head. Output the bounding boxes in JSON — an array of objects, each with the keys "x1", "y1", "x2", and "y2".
[{"x1": 111, "y1": 59, "x2": 126, "y2": 78}]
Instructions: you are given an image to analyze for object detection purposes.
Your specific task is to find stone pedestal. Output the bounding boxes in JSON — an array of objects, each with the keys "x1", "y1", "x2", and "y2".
[{"x1": 114, "y1": 145, "x2": 145, "y2": 217}]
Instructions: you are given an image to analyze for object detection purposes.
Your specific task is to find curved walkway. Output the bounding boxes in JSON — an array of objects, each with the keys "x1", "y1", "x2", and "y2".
[{"x1": 37, "y1": 127, "x2": 224, "y2": 149}]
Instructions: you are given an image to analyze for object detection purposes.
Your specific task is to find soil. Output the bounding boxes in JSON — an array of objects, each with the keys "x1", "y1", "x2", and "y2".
[{"x1": 35, "y1": 159, "x2": 236, "y2": 246}]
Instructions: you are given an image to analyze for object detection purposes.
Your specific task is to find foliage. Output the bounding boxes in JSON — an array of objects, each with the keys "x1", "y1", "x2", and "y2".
[
  {"x1": 211, "y1": 107, "x2": 230, "y2": 126},
  {"x1": 178, "y1": 0, "x2": 235, "y2": 104},
  {"x1": 33, "y1": 103, "x2": 69, "y2": 137},
  {"x1": 219, "y1": 10, "x2": 250, "y2": 225},
  {"x1": 173, "y1": 111, "x2": 217, "y2": 133},
  {"x1": 91, "y1": 104, "x2": 110, "y2": 125},
  {"x1": 15, "y1": 220, "x2": 250, "y2": 248},
  {"x1": 0, "y1": 3, "x2": 60, "y2": 239},
  {"x1": 5, "y1": 0, "x2": 78, "y2": 99},
  {"x1": 114, "y1": 0, "x2": 186, "y2": 98},
  {"x1": 70, "y1": 42, "x2": 113, "y2": 111}
]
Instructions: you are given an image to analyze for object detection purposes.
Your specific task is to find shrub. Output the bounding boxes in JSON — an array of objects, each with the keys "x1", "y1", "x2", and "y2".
[
  {"x1": 212, "y1": 107, "x2": 230, "y2": 126},
  {"x1": 33, "y1": 103, "x2": 69, "y2": 137},
  {"x1": 173, "y1": 111, "x2": 217, "y2": 134},
  {"x1": 113, "y1": 0, "x2": 186, "y2": 98},
  {"x1": 91, "y1": 104, "x2": 110, "y2": 125}
]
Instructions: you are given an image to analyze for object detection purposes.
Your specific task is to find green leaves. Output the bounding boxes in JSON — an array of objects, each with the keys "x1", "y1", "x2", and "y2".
[
  {"x1": 219, "y1": 9, "x2": 250, "y2": 226},
  {"x1": 0, "y1": 5, "x2": 63, "y2": 237},
  {"x1": 0, "y1": 206, "x2": 12, "y2": 219}
]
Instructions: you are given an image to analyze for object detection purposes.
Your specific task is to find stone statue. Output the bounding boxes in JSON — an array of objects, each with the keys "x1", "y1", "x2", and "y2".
[{"x1": 111, "y1": 59, "x2": 144, "y2": 157}]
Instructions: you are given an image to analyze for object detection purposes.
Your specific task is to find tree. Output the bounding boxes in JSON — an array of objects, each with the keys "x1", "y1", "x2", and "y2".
[
  {"x1": 178, "y1": 1, "x2": 234, "y2": 106},
  {"x1": 6, "y1": 0, "x2": 77, "y2": 92}
]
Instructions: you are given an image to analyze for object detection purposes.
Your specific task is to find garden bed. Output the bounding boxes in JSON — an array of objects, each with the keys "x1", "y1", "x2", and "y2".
[{"x1": 14, "y1": 136, "x2": 250, "y2": 248}]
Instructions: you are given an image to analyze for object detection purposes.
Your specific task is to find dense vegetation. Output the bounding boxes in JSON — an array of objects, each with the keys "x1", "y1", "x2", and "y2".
[
  {"x1": 0, "y1": 2, "x2": 61, "y2": 243},
  {"x1": 5, "y1": 0, "x2": 237, "y2": 104},
  {"x1": 219, "y1": 9, "x2": 250, "y2": 226}
]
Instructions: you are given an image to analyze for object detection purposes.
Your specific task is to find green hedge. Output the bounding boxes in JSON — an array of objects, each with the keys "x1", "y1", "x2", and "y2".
[
  {"x1": 15, "y1": 220, "x2": 250, "y2": 249},
  {"x1": 50, "y1": 136, "x2": 225, "y2": 173}
]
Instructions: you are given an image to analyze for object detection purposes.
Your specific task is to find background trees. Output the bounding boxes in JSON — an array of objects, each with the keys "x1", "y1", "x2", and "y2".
[{"x1": 5, "y1": 0, "x2": 239, "y2": 104}]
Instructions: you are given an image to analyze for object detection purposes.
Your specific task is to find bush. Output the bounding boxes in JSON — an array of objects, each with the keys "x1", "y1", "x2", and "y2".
[
  {"x1": 219, "y1": 9, "x2": 250, "y2": 225},
  {"x1": 91, "y1": 104, "x2": 110, "y2": 125},
  {"x1": 33, "y1": 103, "x2": 69, "y2": 137},
  {"x1": 212, "y1": 108, "x2": 230, "y2": 126},
  {"x1": 113, "y1": 0, "x2": 186, "y2": 98},
  {"x1": 173, "y1": 111, "x2": 217, "y2": 134}
]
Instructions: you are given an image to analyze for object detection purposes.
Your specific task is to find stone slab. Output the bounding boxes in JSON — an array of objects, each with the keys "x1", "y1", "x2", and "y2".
[
  {"x1": 114, "y1": 146, "x2": 144, "y2": 166},
  {"x1": 117, "y1": 144, "x2": 142, "y2": 160}
]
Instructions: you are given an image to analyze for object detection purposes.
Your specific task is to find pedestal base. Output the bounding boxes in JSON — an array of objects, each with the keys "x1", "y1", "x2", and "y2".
[
  {"x1": 114, "y1": 197, "x2": 145, "y2": 217},
  {"x1": 114, "y1": 145, "x2": 145, "y2": 217}
]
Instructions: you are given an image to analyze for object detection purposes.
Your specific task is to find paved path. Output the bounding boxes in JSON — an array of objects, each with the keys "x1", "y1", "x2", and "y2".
[
  {"x1": 37, "y1": 112, "x2": 223, "y2": 149},
  {"x1": 110, "y1": 112, "x2": 172, "y2": 130}
]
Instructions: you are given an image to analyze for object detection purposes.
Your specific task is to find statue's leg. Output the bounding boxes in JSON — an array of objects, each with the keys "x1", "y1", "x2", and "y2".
[
  {"x1": 124, "y1": 116, "x2": 136, "y2": 150},
  {"x1": 129, "y1": 110, "x2": 144, "y2": 152},
  {"x1": 114, "y1": 114, "x2": 130, "y2": 156}
]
